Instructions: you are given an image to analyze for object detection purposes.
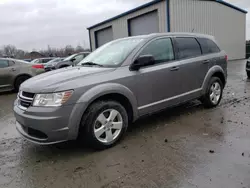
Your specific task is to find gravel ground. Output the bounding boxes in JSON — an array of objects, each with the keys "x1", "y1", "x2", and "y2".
[{"x1": 0, "y1": 60, "x2": 250, "y2": 188}]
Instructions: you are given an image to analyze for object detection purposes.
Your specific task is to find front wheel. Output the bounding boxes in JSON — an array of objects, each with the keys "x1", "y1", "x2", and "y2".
[
  {"x1": 14, "y1": 75, "x2": 30, "y2": 92},
  {"x1": 201, "y1": 77, "x2": 223, "y2": 108},
  {"x1": 79, "y1": 101, "x2": 128, "y2": 149}
]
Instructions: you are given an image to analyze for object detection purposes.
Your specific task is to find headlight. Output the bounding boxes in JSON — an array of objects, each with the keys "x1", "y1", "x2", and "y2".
[{"x1": 33, "y1": 90, "x2": 73, "y2": 107}]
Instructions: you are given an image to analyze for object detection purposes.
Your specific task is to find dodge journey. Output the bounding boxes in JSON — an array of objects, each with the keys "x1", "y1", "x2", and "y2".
[{"x1": 14, "y1": 33, "x2": 227, "y2": 149}]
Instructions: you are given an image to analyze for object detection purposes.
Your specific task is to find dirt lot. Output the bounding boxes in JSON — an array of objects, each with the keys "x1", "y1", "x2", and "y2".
[{"x1": 0, "y1": 60, "x2": 250, "y2": 188}]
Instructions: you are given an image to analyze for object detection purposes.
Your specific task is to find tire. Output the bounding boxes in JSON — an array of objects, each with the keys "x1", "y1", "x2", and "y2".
[
  {"x1": 14, "y1": 75, "x2": 30, "y2": 92},
  {"x1": 201, "y1": 77, "x2": 223, "y2": 108},
  {"x1": 79, "y1": 100, "x2": 128, "y2": 150},
  {"x1": 59, "y1": 65, "x2": 69, "y2": 69},
  {"x1": 247, "y1": 71, "x2": 250, "y2": 78}
]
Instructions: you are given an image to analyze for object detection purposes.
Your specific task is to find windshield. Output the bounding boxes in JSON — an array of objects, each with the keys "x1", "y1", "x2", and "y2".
[
  {"x1": 78, "y1": 37, "x2": 144, "y2": 67},
  {"x1": 46, "y1": 58, "x2": 64, "y2": 65},
  {"x1": 63, "y1": 54, "x2": 76, "y2": 61},
  {"x1": 31, "y1": 59, "x2": 39, "y2": 64}
]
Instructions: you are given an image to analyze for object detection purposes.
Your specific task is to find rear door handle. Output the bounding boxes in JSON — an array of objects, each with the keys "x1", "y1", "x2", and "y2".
[
  {"x1": 170, "y1": 66, "x2": 179, "y2": 71},
  {"x1": 11, "y1": 68, "x2": 16, "y2": 71},
  {"x1": 203, "y1": 60, "x2": 210, "y2": 64}
]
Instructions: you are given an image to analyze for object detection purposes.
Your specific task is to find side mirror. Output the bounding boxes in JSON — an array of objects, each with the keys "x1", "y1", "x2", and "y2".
[
  {"x1": 71, "y1": 58, "x2": 76, "y2": 62},
  {"x1": 130, "y1": 55, "x2": 155, "y2": 71}
]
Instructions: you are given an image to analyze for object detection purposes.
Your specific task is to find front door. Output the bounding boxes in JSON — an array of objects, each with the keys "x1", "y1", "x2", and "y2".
[{"x1": 133, "y1": 37, "x2": 182, "y2": 116}]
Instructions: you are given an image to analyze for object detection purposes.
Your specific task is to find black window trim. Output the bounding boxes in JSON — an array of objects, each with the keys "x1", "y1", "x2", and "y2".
[
  {"x1": 173, "y1": 37, "x2": 203, "y2": 60},
  {"x1": 132, "y1": 36, "x2": 177, "y2": 69}
]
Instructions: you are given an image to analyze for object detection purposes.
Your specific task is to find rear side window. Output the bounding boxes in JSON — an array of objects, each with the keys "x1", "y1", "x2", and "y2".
[
  {"x1": 175, "y1": 37, "x2": 201, "y2": 59},
  {"x1": 42, "y1": 59, "x2": 51, "y2": 63},
  {"x1": 139, "y1": 38, "x2": 174, "y2": 64},
  {"x1": 0, "y1": 60, "x2": 9, "y2": 68},
  {"x1": 197, "y1": 38, "x2": 221, "y2": 54}
]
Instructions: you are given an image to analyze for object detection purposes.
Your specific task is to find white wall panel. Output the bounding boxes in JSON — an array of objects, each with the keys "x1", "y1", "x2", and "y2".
[{"x1": 170, "y1": 0, "x2": 246, "y2": 60}]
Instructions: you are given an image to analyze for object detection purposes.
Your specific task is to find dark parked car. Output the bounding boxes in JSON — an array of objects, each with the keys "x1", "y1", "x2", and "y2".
[
  {"x1": 14, "y1": 33, "x2": 227, "y2": 149},
  {"x1": 0, "y1": 58, "x2": 45, "y2": 92},
  {"x1": 31, "y1": 57, "x2": 55, "y2": 64},
  {"x1": 44, "y1": 58, "x2": 65, "y2": 71},
  {"x1": 23, "y1": 59, "x2": 32, "y2": 62},
  {"x1": 246, "y1": 58, "x2": 250, "y2": 78},
  {"x1": 50, "y1": 52, "x2": 90, "y2": 70}
]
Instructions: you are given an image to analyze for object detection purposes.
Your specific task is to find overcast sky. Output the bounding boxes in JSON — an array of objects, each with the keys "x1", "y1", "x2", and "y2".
[{"x1": 0, "y1": 0, "x2": 249, "y2": 51}]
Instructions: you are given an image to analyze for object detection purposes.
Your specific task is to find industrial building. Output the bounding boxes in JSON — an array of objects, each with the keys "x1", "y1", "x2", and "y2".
[{"x1": 87, "y1": 0, "x2": 247, "y2": 60}]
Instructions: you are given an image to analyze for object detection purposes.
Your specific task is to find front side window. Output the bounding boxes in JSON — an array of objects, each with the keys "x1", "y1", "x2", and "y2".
[
  {"x1": 0, "y1": 60, "x2": 9, "y2": 68},
  {"x1": 175, "y1": 37, "x2": 202, "y2": 59},
  {"x1": 74, "y1": 55, "x2": 84, "y2": 63},
  {"x1": 197, "y1": 38, "x2": 221, "y2": 54},
  {"x1": 139, "y1": 38, "x2": 174, "y2": 64},
  {"x1": 79, "y1": 37, "x2": 144, "y2": 67},
  {"x1": 31, "y1": 59, "x2": 40, "y2": 64}
]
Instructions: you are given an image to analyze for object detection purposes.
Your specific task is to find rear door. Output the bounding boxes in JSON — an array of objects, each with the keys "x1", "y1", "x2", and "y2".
[
  {"x1": 0, "y1": 59, "x2": 16, "y2": 90},
  {"x1": 173, "y1": 37, "x2": 207, "y2": 102},
  {"x1": 197, "y1": 37, "x2": 224, "y2": 70}
]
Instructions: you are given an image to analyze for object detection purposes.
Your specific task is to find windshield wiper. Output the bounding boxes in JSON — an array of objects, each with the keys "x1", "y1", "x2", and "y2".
[{"x1": 81, "y1": 62, "x2": 103, "y2": 67}]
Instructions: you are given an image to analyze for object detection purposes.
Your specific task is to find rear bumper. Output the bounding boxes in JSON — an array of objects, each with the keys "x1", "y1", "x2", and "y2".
[{"x1": 13, "y1": 100, "x2": 85, "y2": 145}]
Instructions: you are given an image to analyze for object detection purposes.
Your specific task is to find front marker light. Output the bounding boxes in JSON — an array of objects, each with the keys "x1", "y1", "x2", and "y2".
[{"x1": 33, "y1": 90, "x2": 73, "y2": 107}]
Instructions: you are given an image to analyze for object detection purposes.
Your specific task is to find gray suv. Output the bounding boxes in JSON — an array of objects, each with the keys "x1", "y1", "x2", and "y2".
[{"x1": 14, "y1": 33, "x2": 227, "y2": 149}]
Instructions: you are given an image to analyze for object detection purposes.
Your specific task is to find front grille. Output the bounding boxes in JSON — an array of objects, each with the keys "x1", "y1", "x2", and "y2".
[
  {"x1": 22, "y1": 91, "x2": 35, "y2": 98},
  {"x1": 18, "y1": 91, "x2": 34, "y2": 109},
  {"x1": 20, "y1": 100, "x2": 31, "y2": 108}
]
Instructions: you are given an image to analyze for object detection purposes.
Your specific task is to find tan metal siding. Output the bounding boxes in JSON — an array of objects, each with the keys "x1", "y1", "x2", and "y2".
[
  {"x1": 170, "y1": 0, "x2": 246, "y2": 60},
  {"x1": 89, "y1": 1, "x2": 167, "y2": 50}
]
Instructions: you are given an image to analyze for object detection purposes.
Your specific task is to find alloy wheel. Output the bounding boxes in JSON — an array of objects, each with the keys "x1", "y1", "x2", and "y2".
[
  {"x1": 94, "y1": 109, "x2": 123, "y2": 143},
  {"x1": 209, "y1": 82, "x2": 221, "y2": 105}
]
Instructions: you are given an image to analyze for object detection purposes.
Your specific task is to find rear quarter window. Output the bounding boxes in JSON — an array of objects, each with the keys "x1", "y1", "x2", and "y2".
[
  {"x1": 197, "y1": 38, "x2": 221, "y2": 54},
  {"x1": 175, "y1": 37, "x2": 202, "y2": 59}
]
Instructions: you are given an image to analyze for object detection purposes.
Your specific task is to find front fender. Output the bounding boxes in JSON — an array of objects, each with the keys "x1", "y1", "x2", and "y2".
[
  {"x1": 67, "y1": 83, "x2": 138, "y2": 138},
  {"x1": 77, "y1": 83, "x2": 138, "y2": 118},
  {"x1": 202, "y1": 65, "x2": 226, "y2": 94}
]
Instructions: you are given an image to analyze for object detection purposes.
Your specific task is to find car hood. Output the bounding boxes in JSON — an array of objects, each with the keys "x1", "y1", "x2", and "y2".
[{"x1": 20, "y1": 66, "x2": 115, "y2": 93}]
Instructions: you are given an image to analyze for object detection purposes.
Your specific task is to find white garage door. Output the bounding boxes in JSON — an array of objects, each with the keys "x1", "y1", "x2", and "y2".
[
  {"x1": 129, "y1": 11, "x2": 159, "y2": 36},
  {"x1": 95, "y1": 27, "x2": 113, "y2": 48}
]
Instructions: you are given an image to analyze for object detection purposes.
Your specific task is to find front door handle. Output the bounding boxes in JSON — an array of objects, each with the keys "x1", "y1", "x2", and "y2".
[
  {"x1": 203, "y1": 60, "x2": 210, "y2": 64},
  {"x1": 170, "y1": 66, "x2": 179, "y2": 71},
  {"x1": 11, "y1": 68, "x2": 16, "y2": 71}
]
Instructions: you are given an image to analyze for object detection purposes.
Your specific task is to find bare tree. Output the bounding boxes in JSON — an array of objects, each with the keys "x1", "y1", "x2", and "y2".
[
  {"x1": 3, "y1": 45, "x2": 17, "y2": 57},
  {"x1": 64, "y1": 45, "x2": 74, "y2": 56}
]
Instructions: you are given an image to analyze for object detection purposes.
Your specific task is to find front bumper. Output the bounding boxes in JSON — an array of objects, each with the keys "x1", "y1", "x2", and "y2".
[{"x1": 13, "y1": 100, "x2": 82, "y2": 145}]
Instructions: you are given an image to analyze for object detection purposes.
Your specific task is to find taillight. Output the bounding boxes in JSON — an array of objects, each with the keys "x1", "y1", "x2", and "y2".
[
  {"x1": 32, "y1": 64, "x2": 44, "y2": 69},
  {"x1": 225, "y1": 55, "x2": 228, "y2": 61}
]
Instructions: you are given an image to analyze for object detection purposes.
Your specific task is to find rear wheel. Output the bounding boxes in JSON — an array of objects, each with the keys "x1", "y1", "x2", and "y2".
[
  {"x1": 247, "y1": 71, "x2": 250, "y2": 78},
  {"x1": 201, "y1": 77, "x2": 223, "y2": 108},
  {"x1": 14, "y1": 75, "x2": 30, "y2": 92},
  {"x1": 79, "y1": 100, "x2": 128, "y2": 149}
]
